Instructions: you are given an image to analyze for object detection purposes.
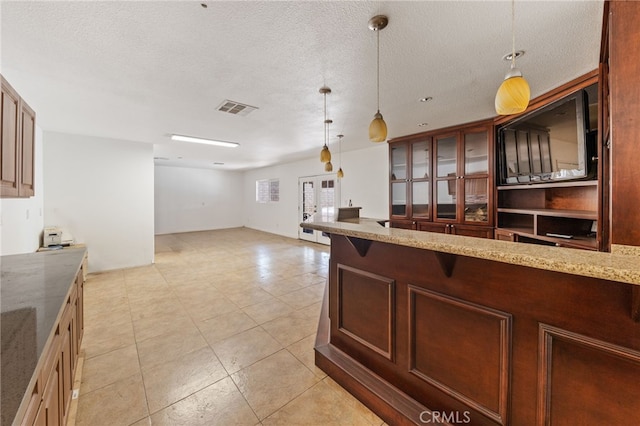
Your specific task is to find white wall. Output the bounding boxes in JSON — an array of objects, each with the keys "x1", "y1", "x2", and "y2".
[
  {"x1": 0, "y1": 125, "x2": 45, "y2": 255},
  {"x1": 43, "y1": 132, "x2": 154, "y2": 272},
  {"x1": 154, "y1": 166, "x2": 244, "y2": 234},
  {"x1": 243, "y1": 144, "x2": 389, "y2": 239}
]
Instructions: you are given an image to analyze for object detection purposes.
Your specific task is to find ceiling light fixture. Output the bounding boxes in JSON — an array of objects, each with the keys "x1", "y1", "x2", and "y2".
[
  {"x1": 171, "y1": 134, "x2": 239, "y2": 148},
  {"x1": 319, "y1": 87, "x2": 332, "y2": 163},
  {"x1": 336, "y1": 134, "x2": 344, "y2": 179},
  {"x1": 495, "y1": 0, "x2": 530, "y2": 115},
  {"x1": 368, "y1": 15, "x2": 389, "y2": 143},
  {"x1": 419, "y1": 97, "x2": 433, "y2": 103},
  {"x1": 324, "y1": 119, "x2": 333, "y2": 172}
]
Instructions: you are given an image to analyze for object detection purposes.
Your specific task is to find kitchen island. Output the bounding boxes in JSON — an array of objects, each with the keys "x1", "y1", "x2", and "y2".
[
  {"x1": 302, "y1": 218, "x2": 640, "y2": 425},
  {"x1": 1, "y1": 247, "x2": 86, "y2": 426}
]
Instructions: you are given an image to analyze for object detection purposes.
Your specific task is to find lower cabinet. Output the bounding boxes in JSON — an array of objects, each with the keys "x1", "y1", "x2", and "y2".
[
  {"x1": 391, "y1": 220, "x2": 494, "y2": 239},
  {"x1": 390, "y1": 220, "x2": 416, "y2": 230},
  {"x1": 20, "y1": 265, "x2": 84, "y2": 426},
  {"x1": 34, "y1": 354, "x2": 61, "y2": 426},
  {"x1": 419, "y1": 222, "x2": 494, "y2": 238}
]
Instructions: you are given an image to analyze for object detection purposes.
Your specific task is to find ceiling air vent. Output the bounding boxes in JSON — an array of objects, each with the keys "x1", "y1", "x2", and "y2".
[{"x1": 216, "y1": 100, "x2": 258, "y2": 116}]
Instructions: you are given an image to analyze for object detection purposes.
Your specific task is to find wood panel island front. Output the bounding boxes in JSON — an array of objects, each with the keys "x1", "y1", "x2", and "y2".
[{"x1": 301, "y1": 218, "x2": 640, "y2": 425}]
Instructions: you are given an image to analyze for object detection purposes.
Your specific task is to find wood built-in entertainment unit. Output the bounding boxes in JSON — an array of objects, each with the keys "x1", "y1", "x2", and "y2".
[{"x1": 494, "y1": 76, "x2": 600, "y2": 250}]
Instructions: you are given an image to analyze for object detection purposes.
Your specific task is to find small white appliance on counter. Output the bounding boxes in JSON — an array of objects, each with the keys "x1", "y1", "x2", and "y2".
[
  {"x1": 43, "y1": 227, "x2": 75, "y2": 247},
  {"x1": 43, "y1": 227, "x2": 62, "y2": 247}
]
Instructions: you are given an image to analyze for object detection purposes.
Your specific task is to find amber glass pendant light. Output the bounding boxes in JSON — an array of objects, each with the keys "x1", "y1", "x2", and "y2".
[
  {"x1": 495, "y1": 0, "x2": 530, "y2": 115},
  {"x1": 368, "y1": 15, "x2": 388, "y2": 142},
  {"x1": 319, "y1": 87, "x2": 332, "y2": 162},
  {"x1": 336, "y1": 134, "x2": 344, "y2": 178},
  {"x1": 324, "y1": 119, "x2": 333, "y2": 172}
]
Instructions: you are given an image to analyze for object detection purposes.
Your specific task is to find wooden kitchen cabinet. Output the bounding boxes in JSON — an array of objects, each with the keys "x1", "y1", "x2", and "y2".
[
  {"x1": 7, "y1": 250, "x2": 86, "y2": 426},
  {"x1": 389, "y1": 120, "x2": 494, "y2": 238},
  {"x1": 1, "y1": 75, "x2": 35, "y2": 198}
]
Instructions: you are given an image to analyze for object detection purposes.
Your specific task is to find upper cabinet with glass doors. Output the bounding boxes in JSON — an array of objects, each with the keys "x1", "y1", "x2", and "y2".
[{"x1": 389, "y1": 120, "x2": 494, "y2": 238}]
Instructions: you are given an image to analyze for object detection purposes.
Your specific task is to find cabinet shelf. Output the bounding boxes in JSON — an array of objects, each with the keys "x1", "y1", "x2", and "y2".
[
  {"x1": 497, "y1": 208, "x2": 597, "y2": 220},
  {"x1": 497, "y1": 179, "x2": 597, "y2": 190},
  {"x1": 498, "y1": 227, "x2": 598, "y2": 250}
]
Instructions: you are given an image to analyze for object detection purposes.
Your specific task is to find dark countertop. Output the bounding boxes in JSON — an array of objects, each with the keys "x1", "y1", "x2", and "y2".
[{"x1": 1, "y1": 247, "x2": 86, "y2": 426}]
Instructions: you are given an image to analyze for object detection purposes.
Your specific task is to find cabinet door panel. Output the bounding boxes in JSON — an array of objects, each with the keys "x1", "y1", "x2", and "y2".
[
  {"x1": 464, "y1": 178, "x2": 489, "y2": 224},
  {"x1": 390, "y1": 144, "x2": 407, "y2": 180},
  {"x1": 412, "y1": 181, "x2": 429, "y2": 218},
  {"x1": 1, "y1": 79, "x2": 20, "y2": 197},
  {"x1": 391, "y1": 182, "x2": 407, "y2": 217},
  {"x1": 19, "y1": 102, "x2": 35, "y2": 197},
  {"x1": 436, "y1": 136, "x2": 457, "y2": 178},
  {"x1": 464, "y1": 131, "x2": 489, "y2": 175},
  {"x1": 412, "y1": 141, "x2": 429, "y2": 178},
  {"x1": 435, "y1": 180, "x2": 457, "y2": 221}
]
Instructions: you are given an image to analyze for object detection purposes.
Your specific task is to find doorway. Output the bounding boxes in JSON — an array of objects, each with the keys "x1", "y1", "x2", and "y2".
[{"x1": 298, "y1": 175, "x2": 338, "y2": 245}]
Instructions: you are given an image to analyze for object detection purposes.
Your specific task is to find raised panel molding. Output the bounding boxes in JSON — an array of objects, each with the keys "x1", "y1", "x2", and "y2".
[
  {"x1": 336, "y1": 264, "x2": 395, "y2": 361},
  {"x1": 408, "y1": 286, "x2": 512, "y2": 425},
  {"x1": 537, "y1": 324, "x2": 640, "y2": 425}
]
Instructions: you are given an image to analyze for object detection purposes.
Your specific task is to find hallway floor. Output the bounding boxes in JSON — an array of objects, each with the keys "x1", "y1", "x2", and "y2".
[{"x1": 76, "y1": 228, "x2": 384, "y2": 425}]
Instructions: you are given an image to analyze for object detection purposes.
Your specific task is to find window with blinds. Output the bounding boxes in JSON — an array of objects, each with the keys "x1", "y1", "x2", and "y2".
[{"x1": 256, "y1": 179, "x2": 279, "y2": 203}]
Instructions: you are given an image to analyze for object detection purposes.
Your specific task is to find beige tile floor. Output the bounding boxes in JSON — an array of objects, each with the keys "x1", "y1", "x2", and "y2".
[{"x1": 76, "y1": 228, "x2": 384, "y2": 426}]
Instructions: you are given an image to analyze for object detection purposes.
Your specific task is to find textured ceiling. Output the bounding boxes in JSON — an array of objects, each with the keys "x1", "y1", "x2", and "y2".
[{"x1": 1, "y1": 1, "x2": 603, "y2": 171}]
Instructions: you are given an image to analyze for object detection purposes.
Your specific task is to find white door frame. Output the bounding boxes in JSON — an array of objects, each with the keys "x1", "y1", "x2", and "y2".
[{"x1": 298, "y1": 174, "x2": 339, "y2": 245}]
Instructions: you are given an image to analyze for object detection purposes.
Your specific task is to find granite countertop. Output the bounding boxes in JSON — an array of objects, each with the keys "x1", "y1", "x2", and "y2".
[
  {"x1": 301, "y1": 217, "x2": 640, "y2": 286},
  {"x1": 1, "y1": 247, "x2": 86, "y2": 426}
]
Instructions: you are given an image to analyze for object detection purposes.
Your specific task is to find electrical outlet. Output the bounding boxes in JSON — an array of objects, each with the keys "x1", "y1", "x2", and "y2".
[
  {"x1": 72, "y1": 389, "x2": 79, "y2": 399},
  {"x1": 26, "y1": 209, "x2": 29, "y2": 220}
]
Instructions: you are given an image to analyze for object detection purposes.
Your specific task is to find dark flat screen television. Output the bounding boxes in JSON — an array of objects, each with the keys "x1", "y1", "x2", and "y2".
[{"x1": 497, "y1": 83, "x2": 597, "y2": 186}]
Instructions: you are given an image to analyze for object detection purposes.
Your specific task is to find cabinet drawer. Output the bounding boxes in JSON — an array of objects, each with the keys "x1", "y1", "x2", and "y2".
[
  {"x1": 390, "y1": 220, "x2": 416, "y2": 230},
  {"x1": 495, "y1": 229, "x2": 517, "y2": 242}
]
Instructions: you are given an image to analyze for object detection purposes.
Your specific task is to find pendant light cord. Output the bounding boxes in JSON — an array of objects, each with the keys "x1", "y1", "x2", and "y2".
[
  {"x1": 377, "y1": 29, "x2": 381, "y2": 111},
  {"x1": 511, "y1": 0, "x2": 516, "y2": 69},
  {"x1": 323, "y1": 92, "x2": 327, "y2": 147}
]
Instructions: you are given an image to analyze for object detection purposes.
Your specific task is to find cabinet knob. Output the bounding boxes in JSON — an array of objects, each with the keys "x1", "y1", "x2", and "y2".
[{"x1": 555, "y1": 243, "x2": 561, "y2": 247}]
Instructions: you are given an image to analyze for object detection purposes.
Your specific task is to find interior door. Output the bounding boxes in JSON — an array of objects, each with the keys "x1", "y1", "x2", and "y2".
[{"x1": 299, "y1": 175, "x2": 338, "y2": 245}]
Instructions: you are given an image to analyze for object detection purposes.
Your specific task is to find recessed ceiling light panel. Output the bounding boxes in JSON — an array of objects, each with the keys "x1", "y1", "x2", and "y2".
[{"x1": 171, "y1": 134, "x2": 239, "y2": 148}]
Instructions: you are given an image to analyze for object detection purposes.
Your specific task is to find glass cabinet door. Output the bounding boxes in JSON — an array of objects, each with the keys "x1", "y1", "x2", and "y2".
[
  {"x1": 463, "y1": 131, "x2": 489, "y2": 224},
  {"x1": 390, "y1": 144, "x2": 408, "y2": 218},
  {"x1": 391, "y1": 182, "x2": 407, "y2": 217},
  {"x1": 412, "y1": 141, "x2": 429, "y2": 179},
  {"x1": 436, "y1": 136, "x2": 457, "y2": 178},
  {"x1": 436, "y1": 180, "x2": 457, "y2": 220},
  {"x1": 464, "y1": 178, "x2": 488, "y2": 223},
  {"x1": 391, "y1": 145, "x2": 407, "y2": 180},
  {"x1": 464, "y1": 131, "x2": 488, "y2": 176},
  {"x1": 411, "y1": 141, "x2": 430, "y2": 218},
  {"x1": 435, "y1": 135, "x2": 458, "y2": 221}
]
